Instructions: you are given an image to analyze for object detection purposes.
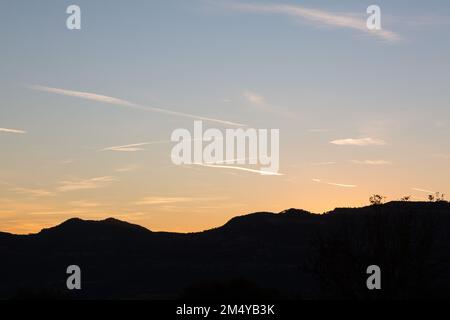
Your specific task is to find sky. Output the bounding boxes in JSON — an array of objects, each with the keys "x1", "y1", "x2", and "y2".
[{"x1": 1, "y1": 0, "x2": 449, "y2": 234}]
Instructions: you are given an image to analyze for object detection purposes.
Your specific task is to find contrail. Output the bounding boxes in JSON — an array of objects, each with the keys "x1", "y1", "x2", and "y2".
[
  {"x1": 313, "y1": 178, "x2": 357, "y2": 188},
  {"x1": 0, "y1": 128, "x2": 27, "y2": 134},
  {"x1": 100, "y1": 142, "x2": 151, "y2": 152},
  {"x1": 412, "y1": 187, "x2": 435, "y2": 194},
  {"x1": 30, "y1": 85, "x2": 245, "y2": 127},
  {"x1": 100, "y1": 138, "x2": 210, "y2": 152},
  {"x1": 193, "y1": 163, "x2": 283, "y2": 176}
]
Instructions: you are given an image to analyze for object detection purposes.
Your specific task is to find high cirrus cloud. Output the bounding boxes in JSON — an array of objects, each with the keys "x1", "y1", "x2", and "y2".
[
  {"x1": 12, "y1": 187, "x2": 55, "y2": 197},
  {"x1": 30, "y1": 85, "x2": 245, "y2": 127},
  {"x1": 412, "y1": 187, "x2": 435, "y2": 194},
  {"x1": 100, "y1": 138, "x2": 207, "y2": 152},
  {"x1": 135, "y1": 196, "x2": 196, "y2": 205},
  {"x1": 58, "y1": 176, "x2": 117, "y2": 192},
  {"x1": 330, "y1": 137, "x2": 387, "y2": 146},
  {"x1": 101, "y1": 142, "x2": 151, "y2": 152},
  {"x1": 351, "y1": 160, "x2": 392, "y2": 165},
  {"x1": 312, "y1": 178, "x2": 357, "y2": 188},
  {"x1": 224, "y1": 2, "x2": 400, "y2": 42},
  {"x1": 193, "y1": 162, "x2": 283, "y2": 176},
  {"x1": 0, "y1": 127, "x2": 27, "y2": 134}
]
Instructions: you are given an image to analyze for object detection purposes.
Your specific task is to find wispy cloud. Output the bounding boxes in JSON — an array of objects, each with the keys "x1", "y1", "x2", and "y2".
[
  {"x1": 311, "y1": 161, "x2": 336, "y2": 166},
  {"x1": 12, "y1": 187, "x2": 55, "y2": 197},
  {"x1": 203, "y1": 157, "x2": 259, "y2": 165},
  {"x1": 27, "y1": 210, "x2": 92, "y2": 216},
  {"x1": 101, "y1": 142, "x2": 150, "y2": 152},
  {"x1": 351, "y1": 160, "x2": 392, "y2": 165},
  {"x1": 0, "y1": 127, "x2": 27, "y2": 134},
  {"x1": 101, "y1": 139, "x2": 206, "y2": 152},
  {"x1": 135, "y1": 196, "x2": 196, "y2": 205},
  {"x1": 242, "y1": 90, "x2": 293, "y2": 117},
  {"x1": 412, "y1": 187, "x2": 435, "y2": 194},
  {"x1": 327, "y1": 182, "x2": 357, "y2": 188},
  {"x1": 193, "y1": 163, "x2": 283, "y2": 176},
  {"x1": 58, "y1": 176, "x2": 117, "y2": 192},
  {"x1": 224, "y1": 2, "x2": 400, "y2": 42},
  {"x1": 243, "y1": 91, "x2": 267, "y2": 107},
  {"x1": 312, "y1": 178, "x2": 357, "y2": 188},
  {"x1": 330, "y1": 137, "x2": 387, "y2": 146},
  {"x1": 30, "y1": 85, "x2": 245, "y2": 127}
]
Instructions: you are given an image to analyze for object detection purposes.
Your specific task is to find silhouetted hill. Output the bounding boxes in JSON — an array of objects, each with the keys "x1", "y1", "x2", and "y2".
[
  {"x1": 0, "y1": 201, "x2": 449, "y2": 300},
  {"x1": 38, "y1": 217, "x2": 152, "y2": 238},
  {"x1": 0, "y1": 231, "x2": 13, "y2": 239}
]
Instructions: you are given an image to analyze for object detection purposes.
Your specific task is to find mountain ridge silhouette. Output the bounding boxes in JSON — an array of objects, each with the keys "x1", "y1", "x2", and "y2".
[
  {"x1": 1, "y1": 201, "x2": 446, "y2": 238},
  {"x1": 1, "y1": 201, "x2": 449, "y2": 300}
]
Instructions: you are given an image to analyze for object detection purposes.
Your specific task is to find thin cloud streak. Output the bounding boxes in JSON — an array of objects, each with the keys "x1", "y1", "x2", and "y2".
[
  {"x1": 327, "y1": 182, "x2": 357, "y2": 188},
  {"x1": 193, "y1": 163, "x2": 283, "y2": 176},
  {"x1": 101, "y1": 138, "x2": 209, "y2": 152},
  {"x1": 351, "y1": 160, "x2": 392, "y2": 165},
  {"x1": 225, "y1": 2, "x2": 400, "y2": 42},
  {"x1": 12, "y1": 188, "x2": 55, "y2": 197},
  {"x1": 313, "y1": 178, "x2": 357, "y2": 188},
  {"x1": 58, "y1": 176, "x2": 117, "y2": 192},
  {"x1": 30, "y1": 85, "x2": 245, "y2": 127},
  {"x1": 135, "y1": 196, "x2": 196, "y2": 205},
  {"x1": 330, "y1": 137, "x2": 387, "y2": 146},
  {"x1": 101, "y1": 142, "x2": 150, "y2": 152},
  {"x1": 311, "y1": 161, "x2": 336, "y2": 166},
  {"x1": 412, "y1": 187, "x2": 435, "y2": 194},
  {"x1": 0, "y1": 128, "x2": 27, "y2": 134},
  {"x1": 203, "y1": 157, "x2": 259, "y2": 165}
]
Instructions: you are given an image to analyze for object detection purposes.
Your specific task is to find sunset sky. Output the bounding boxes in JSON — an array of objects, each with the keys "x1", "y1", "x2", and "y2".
[{"x1": 1, "y1": 0, "x2": 449, "y2": 234}]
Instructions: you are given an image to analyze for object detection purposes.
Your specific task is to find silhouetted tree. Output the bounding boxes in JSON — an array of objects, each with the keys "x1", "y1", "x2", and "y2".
[{"x1": 401, "y1": 196, "x2": 411, "y2": 201}]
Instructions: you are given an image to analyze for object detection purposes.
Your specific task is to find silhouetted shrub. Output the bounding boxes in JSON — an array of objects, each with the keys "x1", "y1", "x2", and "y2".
[
  {"x1": 429, "y1": 193, "x2": 446, "y2": 202},
  {"x1": 369, "y1": 194, "x2": 385, "y2": 205}
]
